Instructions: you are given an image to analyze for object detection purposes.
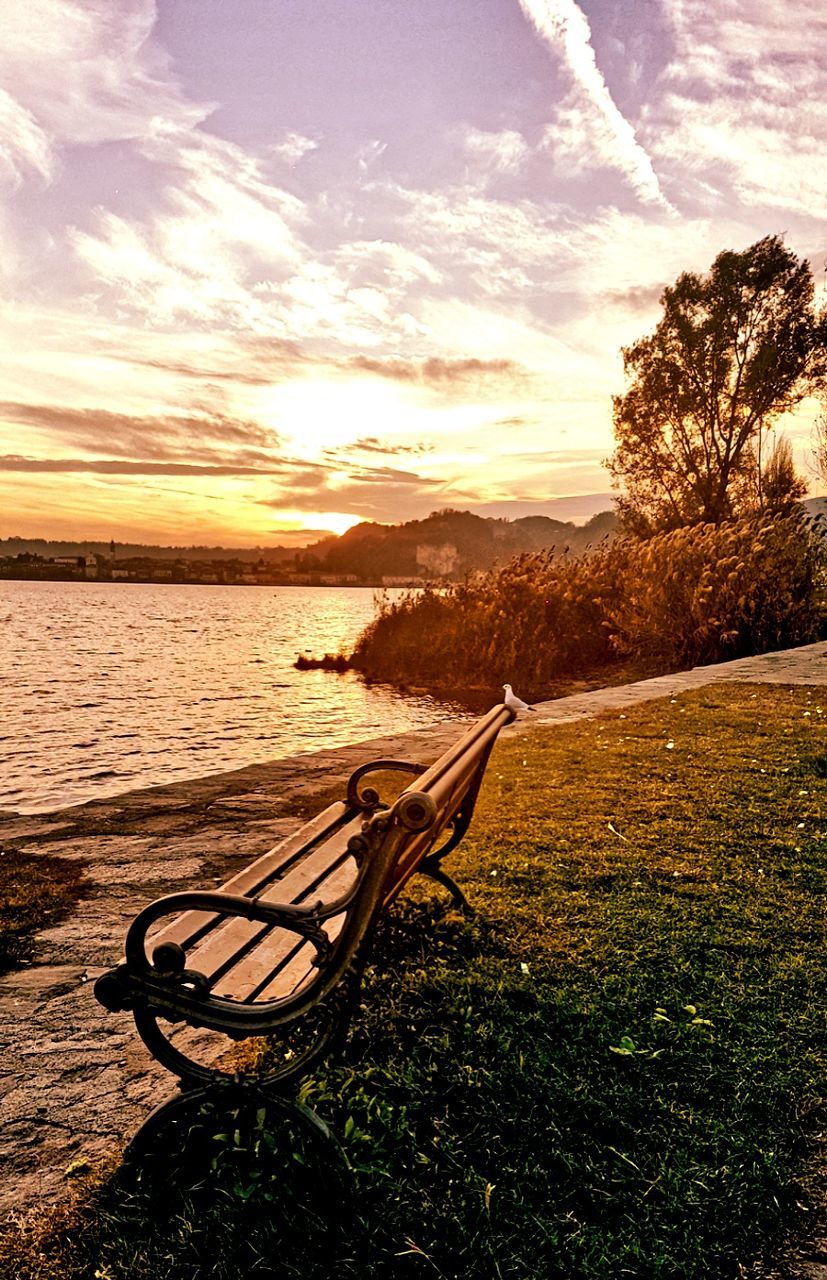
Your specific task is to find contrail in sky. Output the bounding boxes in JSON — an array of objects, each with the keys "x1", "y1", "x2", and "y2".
[{"x1": 517, "y1": 0, "x2": 672, "y2": 209}]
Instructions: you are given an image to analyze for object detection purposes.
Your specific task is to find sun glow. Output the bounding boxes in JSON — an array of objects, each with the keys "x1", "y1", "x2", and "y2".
[
  {"x1": 254, "y1": 377, "x2": 432, "y2": 454},
  {"x1": 288, "y1": 511, "x2": 364, "y2": 537}
]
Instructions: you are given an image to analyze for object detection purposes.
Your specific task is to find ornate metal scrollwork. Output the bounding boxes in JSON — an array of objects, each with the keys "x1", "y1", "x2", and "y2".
[
  {"x1": 132, "y1": 950, "x2": 366, "y2": 1092},
  {"x1": 345, "y1": 758, "x2": 426, "y2": 810},
  {"x1": 418, "y1": 855, "x2": 474, "y2": 915}
]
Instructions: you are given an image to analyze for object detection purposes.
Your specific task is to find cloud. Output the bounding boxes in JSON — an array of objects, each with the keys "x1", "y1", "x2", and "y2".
[
  {"x1": 517, "y1": 0, "x2": 671, "y2": 208},
  {"x1": 647, "y1": 0, "x2": 827, "y2": 219},
  {"x1": 603, "y1": 282, "x2": 665, "y2": 314},
  {"x1": 328, "y1": 239, "x2": 443, "y2": 288},
  {"x1": 0, "y1": 455, "x2": 283, "y2": 476},
  {"x1": 271, "y1": 131, "x2": 319, "y2": 165},
  {"x1": 391, "y1": 180, "x2": 674, "y2": 303},
  {"x1": 333, "y1": 437, "x2": 434, "y2": 458},
  {"x1": 258, "y1": 457, "x2": 456, "y2": 524},
  {"x1": 123, "y1": 344, "x2": 530, "y2": 404},
  {"x1": 71, "y1": 130, "x2": 308, "y2": 330},
  {"x1": 357, "y1": 140, "x2": 387, "y2": 172},
  {"x1": 0, "y1": 0, "x2": 209, "y2": 179},
  {"x1": 1, "y1": 5, "x2": 676, "y2": 402},
  {"x1": 347, "y1": 354, "x2": 531, "y2": 392},
  {"x1": 0, "y1": 400, "x2": 280, "y2": 459},
  {"x1": 126, "y1": 337, "x2": 310, "y2": 387},
  {"x1": 0, "y1": 88, "x2": 53, "y2": 186},
  {"x1": 71, "y1": 169, "x2": 444, "y2": 351},
  {"x1": 394, "y1": 184, "x2": 727, "y2": 354},
  {"x1": 461, "y1": 127, "x2": 529, "y2": 175},
  {"x1": 346, "y1": 464, "x2": 440, "y2": 486}
]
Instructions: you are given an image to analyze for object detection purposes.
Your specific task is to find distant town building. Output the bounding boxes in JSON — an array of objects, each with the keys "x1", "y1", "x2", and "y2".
[
  {"x1": 53, "y1": 555, "x2": 97, "y2": 578},
  {"x1": 416, "y1": 542, "x2": 459, "y2": 577}
]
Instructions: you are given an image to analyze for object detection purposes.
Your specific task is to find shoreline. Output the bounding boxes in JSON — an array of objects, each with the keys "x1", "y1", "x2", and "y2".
[
  {"x1": 0, "y1": 712, "x2": 479, "y2": 835},
  {"x1": 0, "y1": 574, "x2": 423, "y2": 589},
  {"x1": 0, "y1": 658, "x2": 681, "y2": 822},
  {"x1": 6, "y1": 638, "x2": 825, "y2": 826}
]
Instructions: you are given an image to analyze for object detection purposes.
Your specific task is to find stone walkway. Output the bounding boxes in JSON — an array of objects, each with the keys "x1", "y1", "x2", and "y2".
[{"x1": 2, "y1": 640, "x2": 826, "y2": 1219}]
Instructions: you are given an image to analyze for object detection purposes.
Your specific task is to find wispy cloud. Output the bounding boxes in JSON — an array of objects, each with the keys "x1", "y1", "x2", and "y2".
[
  {"x1": 357, "y1": 140, "x2": 387, "y2": 172},
  {"x1": 0, "y1": 401, "x2": 280, "y2": 459},
  {"x1": 347, "y1": 354, "x2": 531, "y2": 392},
  {"x1": 333, "y1": 437, "x2": 434, "y2": 458},
  {"x1": 271, "y1": 131, "x2": 319, "y2": 165},
  {"x1": 260, "y1": 469, "x2": 452, "y2": 524},
  {"x1": 0, "y1": 455, "x2": 282, "y2": 476},
  {"x1": 0, "y1": 0, "x2": 209, "y2": 176},
  {"x1": 648, "y1": 0, "x2": 827, "y2": 218},
  {"x1": 0, "y1": 88, "x2": 53, "y2": 186},
  {"x1": 461, "y1": 126, "x2": 530, "y2": 175},
  {"x1": 71, "y1": 131, "x2": 308, "y2": 330},
  {"x1": 122, "y1": 345, "x2": 530, "y2": 400},
  {"x1": 346, "y1": 464, "x2": 439, "y2": 486},
  {"x1": 518, "y1": 0, "x2": 671, "y2": 208}
]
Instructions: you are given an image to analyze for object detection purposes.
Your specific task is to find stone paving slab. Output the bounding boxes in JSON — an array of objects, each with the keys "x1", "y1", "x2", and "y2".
[{"x1": 1, "y1": 640, "x2": 826, "y2": 1220}]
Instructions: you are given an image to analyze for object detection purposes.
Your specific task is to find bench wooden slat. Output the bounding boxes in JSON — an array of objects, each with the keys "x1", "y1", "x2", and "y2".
[
  {"x1": 147, "y1": 801, "x2": 354, "y2": 953},
  {"x1": 382, "y1": 757, "x2": 480, "y2": 903},
  {"x1": 182, "y1": 818, "x2": 363, "y2": 985},
  {"x1": 208, "y1": 932, "x2": 304, "y2": 1002},
  {"x1": 203, "y1": 741, "x2": 487, "y2": 999},
  {"x1": 209, "y1": 855, "x2": 360, "y2": 1001},
  {"x1": 252, "y1": 913, "x2": 347, "y2": 1004}
]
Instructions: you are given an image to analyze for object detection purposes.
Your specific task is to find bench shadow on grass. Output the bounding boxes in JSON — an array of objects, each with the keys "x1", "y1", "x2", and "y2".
[
  {"x1": 101, "y1": 1086, "x2": 358, "y2": 1279},
  {"x1": 59, "y1": 897, "x2": 486, "y2": 1280}
]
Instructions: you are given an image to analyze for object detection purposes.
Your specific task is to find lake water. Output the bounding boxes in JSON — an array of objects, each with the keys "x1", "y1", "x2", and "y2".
[{"x1": 0, "y1": 580, "x2": 469, "y2": 815}]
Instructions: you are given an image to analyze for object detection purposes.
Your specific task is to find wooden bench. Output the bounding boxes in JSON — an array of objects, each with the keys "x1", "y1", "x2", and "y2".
[{"x1": 94, "y1": 703, "x2": 515, "y2": 1153}]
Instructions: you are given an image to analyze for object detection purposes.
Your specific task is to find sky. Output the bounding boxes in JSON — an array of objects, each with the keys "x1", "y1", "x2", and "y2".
[{"x1": 1, "y1": 0, "x2": 825, "y2": 546}]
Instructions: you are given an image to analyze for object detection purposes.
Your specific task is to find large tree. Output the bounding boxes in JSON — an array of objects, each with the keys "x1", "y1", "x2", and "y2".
[{"x1": 609, "y1": 236, "x2": 827, "y2": 533}]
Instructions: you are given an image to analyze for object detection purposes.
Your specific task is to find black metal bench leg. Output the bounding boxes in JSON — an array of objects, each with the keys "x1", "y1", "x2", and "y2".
[
  {"x1": 123, "y1": 1079, "x2": 208, "y2": 1164},
  {"x1": 418, "y1": 857, "x2": 475, "y2": 916},
  {"x1": 123, "y1": 1076, "x2": 352, "y2": 1184},
  {"x1": 327, "y1": 949, "x2": 369, "y2": 1058}
]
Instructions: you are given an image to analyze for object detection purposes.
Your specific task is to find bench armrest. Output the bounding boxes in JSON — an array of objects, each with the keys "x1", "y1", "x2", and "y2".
[
  {"x1": 346, "y1": 758, "x2": 426, "y2": 809},
  {"x1": 123, "y1": 889, "x2": 334, "y2": 975},
  {"x1": 95, "y1": 888, "x2": 340, "y2": 1015}
]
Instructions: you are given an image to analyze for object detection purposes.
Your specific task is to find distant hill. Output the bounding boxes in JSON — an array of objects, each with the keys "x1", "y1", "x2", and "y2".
[
  {"x1": 1, "y1": 508, "x2": 619, "y2": 583},
  {"x1": 296, "y1": 508, "x2": 618, "y2": 581}
]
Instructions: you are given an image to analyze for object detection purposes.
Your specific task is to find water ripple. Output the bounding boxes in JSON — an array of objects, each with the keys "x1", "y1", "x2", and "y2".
[{"x1": 0, "y1": 581, "x2": 468, "y2": 814}]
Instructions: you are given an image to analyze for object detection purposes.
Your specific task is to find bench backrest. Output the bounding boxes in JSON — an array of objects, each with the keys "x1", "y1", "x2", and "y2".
[
  {"x1": 380, "y1": 703, "x2": 512, "y2": 905},
  {"x1": 302, "y1": 704, "x2": 514, "y2": 1009}
]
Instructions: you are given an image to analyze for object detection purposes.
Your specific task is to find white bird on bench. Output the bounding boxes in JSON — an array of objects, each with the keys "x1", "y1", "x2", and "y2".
[{"x1": 503, "y1": 684, "x2": 535, "y2": 713}]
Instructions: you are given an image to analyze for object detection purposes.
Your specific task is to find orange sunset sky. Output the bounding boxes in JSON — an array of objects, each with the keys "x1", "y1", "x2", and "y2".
[{"x1": 1, "y1": 0, "x2": 825, "y2": 546}]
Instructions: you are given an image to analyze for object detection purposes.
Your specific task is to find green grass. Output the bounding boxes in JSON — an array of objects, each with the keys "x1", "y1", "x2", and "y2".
[{"x1": 2, "y1": 682, "x2": 825, "y2": 1280}]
